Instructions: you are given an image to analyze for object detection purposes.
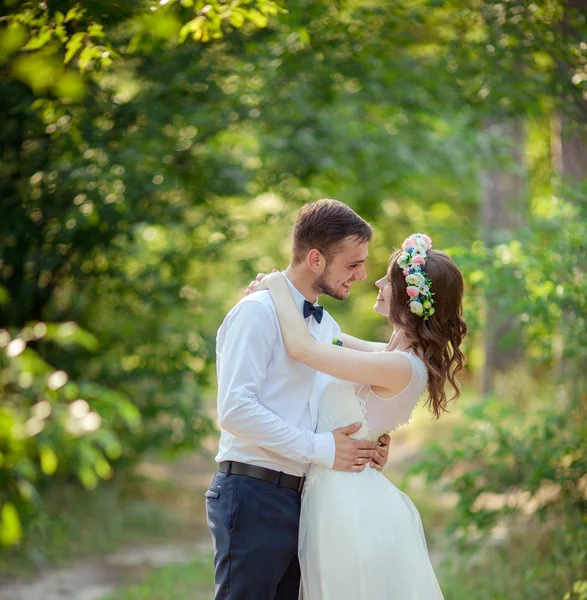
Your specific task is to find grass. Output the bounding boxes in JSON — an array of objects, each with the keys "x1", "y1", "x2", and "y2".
[
  {"x1": 102, "y1": 518, "x2": 585, "y2": 600},
  {"x1": 0, "y1": 474, "x2": 197, "y2": 578},
  {"x1": 103, "y1": 554, "x2": 215, "y2": 600},
  {"x1": 438, "y1": 518, "x2": 587, "y2": 600}
]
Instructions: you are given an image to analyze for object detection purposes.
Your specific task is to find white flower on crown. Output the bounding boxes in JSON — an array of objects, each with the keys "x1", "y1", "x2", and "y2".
[
  {"x1": 409, "y1": 300, "x2": 424, "y2": 315},
  {"x1": 406, "y1": 272, "x2": 425, "y2": 287},
  {"x1": 398, "y1": 251, "x2": 411, "y2": 267},
  {"x1": 412, "y1": 242, "x2": 428, "y2": 257}
]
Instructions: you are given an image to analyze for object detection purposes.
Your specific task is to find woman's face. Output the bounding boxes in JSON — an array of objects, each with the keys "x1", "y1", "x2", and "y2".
[{"x1": 374, "y1": 275, "x2": 392, "y2": 317}]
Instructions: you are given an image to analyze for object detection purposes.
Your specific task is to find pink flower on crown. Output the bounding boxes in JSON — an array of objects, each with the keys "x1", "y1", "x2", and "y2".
[
  {"x1": 406, "y1": 286, "x2": 420, "y2": 298},
  {"x1": 402, "y1": 235, "x2": 419, "y2": 250},
  {"x1": 421, "y1": 234, "x2": 433, "y2": 249},
  {"x1": 403, "y1": 269, "x2": 410, "y2": 276},
  {"x1": 412, "y1": 255, "x2": 426, "y2": 266}
]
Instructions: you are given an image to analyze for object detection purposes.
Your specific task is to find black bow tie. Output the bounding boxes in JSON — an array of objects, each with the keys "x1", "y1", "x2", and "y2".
[{"x1": 303, "y1": 300, "x2": 323, "y2": 324}]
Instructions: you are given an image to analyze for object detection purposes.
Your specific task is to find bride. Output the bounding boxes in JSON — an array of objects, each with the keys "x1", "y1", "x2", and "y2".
[{"x1": 255, "y1": 233, "x2": 467, "y2": 599}]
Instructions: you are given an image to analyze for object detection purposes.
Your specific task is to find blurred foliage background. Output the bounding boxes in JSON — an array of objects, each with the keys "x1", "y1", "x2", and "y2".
[{"x1": 0, "y1": 0, "x2": 585, "y2": 598}]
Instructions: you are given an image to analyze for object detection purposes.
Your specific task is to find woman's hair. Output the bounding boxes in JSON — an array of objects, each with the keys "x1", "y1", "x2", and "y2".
[{"x1": 387, "y1": 248, "x2": 467, "y2": 418}]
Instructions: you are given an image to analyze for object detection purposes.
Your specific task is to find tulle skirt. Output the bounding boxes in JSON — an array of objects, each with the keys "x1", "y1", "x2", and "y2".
[{"x1": 298, "y1": 466, "x2": 444, "y2": 600}]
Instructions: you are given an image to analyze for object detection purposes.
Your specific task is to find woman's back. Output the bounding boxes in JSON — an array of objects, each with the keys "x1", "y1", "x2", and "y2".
[{"x1": 315, "y1": 350, "x2": 428, "y2": 442}]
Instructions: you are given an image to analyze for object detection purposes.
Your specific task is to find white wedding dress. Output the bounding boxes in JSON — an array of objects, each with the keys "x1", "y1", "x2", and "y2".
[{"x1": 299, "y1": 350, "x2": 444, "y2": 599}]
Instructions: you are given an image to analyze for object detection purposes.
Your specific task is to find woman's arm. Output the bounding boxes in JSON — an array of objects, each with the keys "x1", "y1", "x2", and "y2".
[
  {"x1": 341, "y1": 334, "x2": 388, "y2": 353},
  {"x1": 244, "y1": 271, "x2": 389, "y2": 353},
  {"x1": 266, "y1": 273, "x2": 411, "y2": 393}
]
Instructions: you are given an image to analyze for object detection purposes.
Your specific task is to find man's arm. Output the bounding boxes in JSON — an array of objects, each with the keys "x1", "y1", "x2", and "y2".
[
  {"x1": 217, "y1": 299, "x2": 336, "y2": 467},
  {"x1": 341, "y1": 334, "x2": 388, "y2": 353}
]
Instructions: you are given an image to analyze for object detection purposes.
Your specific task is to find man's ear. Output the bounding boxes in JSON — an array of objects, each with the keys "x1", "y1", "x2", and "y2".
[{"x1": 306, "y1": 249, "x2": 323, "y2": 273}]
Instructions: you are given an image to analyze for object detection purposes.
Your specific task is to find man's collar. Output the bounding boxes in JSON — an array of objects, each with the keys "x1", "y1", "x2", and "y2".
[{"x1": 283, "y1": 273, "x2": 318, "y2": 315}]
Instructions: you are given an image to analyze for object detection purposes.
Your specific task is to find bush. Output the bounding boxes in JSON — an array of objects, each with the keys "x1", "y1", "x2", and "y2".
[
  {"x1": 410, "y1": 191, "x2": 587, "y2": 599},
  {"x1": 0, "y1": 321, "x2": 140, "y2": 546}
]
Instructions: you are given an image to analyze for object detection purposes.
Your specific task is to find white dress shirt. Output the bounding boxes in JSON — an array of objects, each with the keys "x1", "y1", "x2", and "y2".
[{"x1": 215, "y1": 277, "x2": 341, "y2": 477}]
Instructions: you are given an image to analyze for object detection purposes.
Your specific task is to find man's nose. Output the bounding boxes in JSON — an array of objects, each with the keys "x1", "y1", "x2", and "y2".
[{"x1": 357, "y1": 265, "x2": 367, "y2": 281}]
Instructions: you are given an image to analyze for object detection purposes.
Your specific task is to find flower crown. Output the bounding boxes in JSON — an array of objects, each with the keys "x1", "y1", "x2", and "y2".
[{"x1": 397, "y1": 233, "x2": 435, "y2": 320}]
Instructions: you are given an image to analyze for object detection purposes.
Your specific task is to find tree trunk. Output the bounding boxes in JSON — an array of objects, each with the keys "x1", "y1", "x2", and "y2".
[
  {"x1": 551, "y1": 114, "x2": 587, "y2": 403},
  {"x1": 480, "y1": 120, "x2": 528, "y2": 399}
]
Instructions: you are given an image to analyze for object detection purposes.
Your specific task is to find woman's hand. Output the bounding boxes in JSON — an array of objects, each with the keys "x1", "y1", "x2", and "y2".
[{"x1": 243, "y1": 268, "x2": 279, "y2": 295}]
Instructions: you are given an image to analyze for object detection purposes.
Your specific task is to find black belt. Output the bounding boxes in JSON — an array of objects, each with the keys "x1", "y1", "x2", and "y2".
[{"x1": 219, "y1": 461, "x2": 305, "y2": 494}]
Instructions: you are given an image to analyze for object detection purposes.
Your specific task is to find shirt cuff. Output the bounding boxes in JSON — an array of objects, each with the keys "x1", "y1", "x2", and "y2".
[{"x1": 312, "y1": 432, "x2": 335, "y2": 469}]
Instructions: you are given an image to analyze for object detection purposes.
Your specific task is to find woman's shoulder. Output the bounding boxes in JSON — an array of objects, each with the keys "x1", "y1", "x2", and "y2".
[{"x1": 391, "y1": 350, "x2": 428, "y2": 382}]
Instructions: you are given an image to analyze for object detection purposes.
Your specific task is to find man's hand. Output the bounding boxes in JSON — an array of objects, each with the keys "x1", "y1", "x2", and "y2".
[
  {"x1": 370, "y1": 433, "x2": 391, "y2": 472},
  {"x1": 243, "y1": 269, "x2": 278, "y2": 295},
  {"x1": 332, "y1": 423, "x2": 378, "y2": 472}
]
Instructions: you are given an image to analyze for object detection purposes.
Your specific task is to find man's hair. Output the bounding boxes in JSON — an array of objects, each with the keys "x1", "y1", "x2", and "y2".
[{"x1": 292, "y1": 199, "x2": 373, "y2": 264}]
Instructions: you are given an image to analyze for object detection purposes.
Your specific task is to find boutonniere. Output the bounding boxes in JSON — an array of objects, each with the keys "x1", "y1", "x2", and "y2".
[{"x1": 332, "y1": 337, "x2": 343, "y2": 346}]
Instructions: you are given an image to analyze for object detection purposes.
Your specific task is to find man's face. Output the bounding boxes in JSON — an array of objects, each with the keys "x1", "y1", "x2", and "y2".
[{"x1": 315, "y1": 237, "x2": 369, "y2": 301}]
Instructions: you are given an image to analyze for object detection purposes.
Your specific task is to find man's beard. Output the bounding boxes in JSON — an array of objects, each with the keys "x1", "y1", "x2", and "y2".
[{"x1": 315, "y1": 266, "x2": 348, "y2": 301}]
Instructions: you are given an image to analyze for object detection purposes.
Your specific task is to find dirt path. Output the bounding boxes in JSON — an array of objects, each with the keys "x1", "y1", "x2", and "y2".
[
  {"x1": 0, "y1": 452, "x2": 218, "y2": 600},
  {"x1": 0, "y1": 541, "x2": 212, "y2": 600}
]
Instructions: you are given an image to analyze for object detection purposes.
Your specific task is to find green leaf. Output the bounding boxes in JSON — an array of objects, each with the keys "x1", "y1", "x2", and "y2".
[
  {"x1": 0, "y1": 503, "x2": 23, "y2": 546},
  {"x1": 0, "y1": 285, "x2": 10, "y2": 305},
  {"x1": 22, "y1": 28, "x2": 52, "y2": 51},
  {"x1": 78, "y1": 44, "x2": 98, "y2": 70},
  {"x1": 246, "y1": 9, "x2": 268, "y2": 28},
  {"x1": 94, "y1": 457, "x2": 114, "y2": 480},
  {"x1": 44, "y1": 322, "x2": 99, "y2": 352},
  {"x1": 78, "y1": 466, "x2": 98, "y2": 490},
  {"x1": 64, "y1": 32, "x2": 85, "y2": 64},
  {"x1": 65, "y1": 7, "x2": 86, "y2": 22},
  {"x1": 0, "y1": 23, "x2": 29, "y2": 62},
  {"x1": 55, "y1": 71, "x2": 87, "y2": 102},
  {"x1": 12, "y1": 53, "x2": 60, "y2": 93},
  {"x1": 87, "y1": 23, "x2": 105, "y2": 39},
  {"x1": 228, "y1": 11, "x2": 245, "y2": 28},
  {"x1": 39, "y1": 444, "x2": 58, "y2": 475}
]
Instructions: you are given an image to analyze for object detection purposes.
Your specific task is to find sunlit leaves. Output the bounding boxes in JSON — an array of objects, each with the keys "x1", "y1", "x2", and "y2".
[
  {"x1": 44, "y1": 322, "x2": 99, "y2": 352},
  {"x1": 172, "y1": 0, "x2": 282, "y2": 43},
  {"x1": 420, "y1": 0, "x2": 587, "y2": 122},
  {"x1": 0, "y1": 24, "x2": 28, "y2": 62},
  {"x1": 5, "y1": 4, "x2": 116, "y2": 79},
  {"x1": 0, "y1": 503, "x2": 22, "y2": 546},
  {"x1": 39, "y1": 444, "x2": 58, "y2": 475},
  {"x1": 0, "y1": 321, "x2": 142, "y2": 545},
  {"x1": 64, "y1": 32, "x2": 86, "y2": 65}
]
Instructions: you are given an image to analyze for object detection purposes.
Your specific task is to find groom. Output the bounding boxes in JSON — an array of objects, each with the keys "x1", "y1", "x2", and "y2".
[{"x1": 206, "y1": 199, "x2": 391, "y2": 600}]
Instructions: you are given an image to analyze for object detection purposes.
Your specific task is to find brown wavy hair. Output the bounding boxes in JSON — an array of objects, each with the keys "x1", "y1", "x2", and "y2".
[{"x1": 387, "y1": 248, "x2": 467, "y2": 418}]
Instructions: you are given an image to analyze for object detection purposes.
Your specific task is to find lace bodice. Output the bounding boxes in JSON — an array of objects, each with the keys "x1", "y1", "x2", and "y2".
[{"x1": 315, "y1": 350, "x2": 428, "y2": 442}]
